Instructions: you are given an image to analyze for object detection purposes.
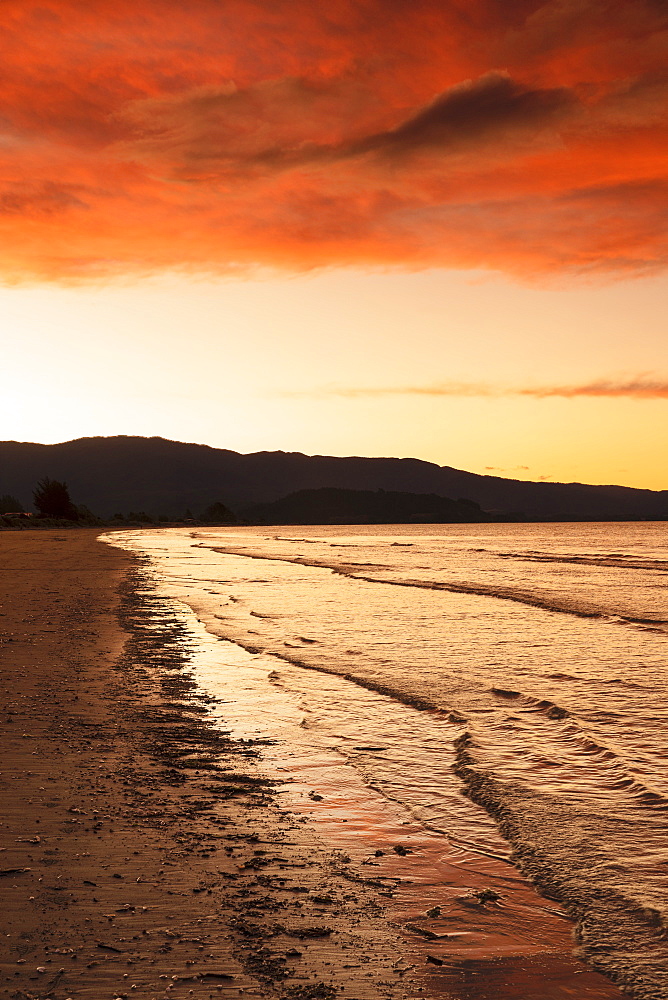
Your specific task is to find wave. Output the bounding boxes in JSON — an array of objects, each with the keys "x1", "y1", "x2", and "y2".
[
  {"x1": 193, "y1": 579, "x2": 668, "y2": 819},
  {"x1": 481, "y1": 690, "x2": 668, "y2": 809},
  {"x1": 469, "y1": 547, "x2": 668, "y2": 573},
  {"x1": 272, "y1": 535, "x2": 320, "y2": 543},
  {"x1": 453, "y1": 731, "x2": 668, "y2": 998},
  {"x1": 194, "y1": 587, "x2": 668, "y2": 995},
  {"x1": 201, "y1": 543, "x2": 668, "y2": 632}
]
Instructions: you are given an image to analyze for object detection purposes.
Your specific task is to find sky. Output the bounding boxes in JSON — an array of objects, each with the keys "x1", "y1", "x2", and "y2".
[{"x1": 1, "y1": 0, "x2": 667, "y2": 489}]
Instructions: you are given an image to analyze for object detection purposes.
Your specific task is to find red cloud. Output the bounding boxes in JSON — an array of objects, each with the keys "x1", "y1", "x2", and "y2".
[{"x1": 0, "y1": 0, "x2": 665, "y2": 281}]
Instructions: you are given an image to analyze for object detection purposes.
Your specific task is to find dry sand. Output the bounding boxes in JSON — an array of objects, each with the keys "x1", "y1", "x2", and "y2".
[{"x1": 0, "y1": 529, "x2": 627, "y2": 1000}]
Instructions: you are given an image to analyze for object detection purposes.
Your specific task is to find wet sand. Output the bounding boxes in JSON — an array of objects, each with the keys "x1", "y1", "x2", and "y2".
[{"x1": 0, "y1": 530, "x2": 628, "y2": 1000}]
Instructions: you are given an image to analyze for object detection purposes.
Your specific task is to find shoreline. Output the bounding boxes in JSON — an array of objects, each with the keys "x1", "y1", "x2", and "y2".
[
  {"x1": 110, "y1": 530, "x2": 631, "y2": 999},
  {"x1": 1, "y1": 529, "x2": 628, "y2": 1000}
]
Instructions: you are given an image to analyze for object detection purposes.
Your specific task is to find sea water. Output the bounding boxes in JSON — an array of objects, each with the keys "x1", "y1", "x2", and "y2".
[{"x1": 105, "y1": 522, "x2": 668, "y2": 998}]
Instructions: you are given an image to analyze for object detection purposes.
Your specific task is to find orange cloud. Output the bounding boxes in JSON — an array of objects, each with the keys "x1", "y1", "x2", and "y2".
[{"x1": 0, "y1": 0, "x2": 666, "y2": 281}]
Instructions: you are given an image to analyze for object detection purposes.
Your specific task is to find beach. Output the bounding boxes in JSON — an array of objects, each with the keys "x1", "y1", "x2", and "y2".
[
  {"x1": 2, "y1": 526, "x2": 658, "y2": 1000},
  {"x1": 1, "y1": 529, "x2": 425, "y2": 1000}
]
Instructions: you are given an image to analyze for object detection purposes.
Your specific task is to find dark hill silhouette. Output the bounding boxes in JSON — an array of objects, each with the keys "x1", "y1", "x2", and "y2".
[
  {"x1": 0, "y1": 435, "x2": 666, "y2": 521},
  {"x1": 242, "y1": 488, "x2": 488, "y2": 525}
]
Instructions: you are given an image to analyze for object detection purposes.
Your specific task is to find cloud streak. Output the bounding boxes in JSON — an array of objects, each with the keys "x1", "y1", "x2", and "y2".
[
  {"x1": 294, "y1": 377, "x2": 668, "y2": 400},
  {"x1": 342, "y1": 72, "x2": 578, "y2": 160},
  {"x1": 518, "y1": 378, "x2": 668, "y2": 399},
  {"x1": 0, "y1": 0, "x2": 666, "y2": 281},
  {"x1": 129, "y1": 70, "x2": 577, "y2": 174}
]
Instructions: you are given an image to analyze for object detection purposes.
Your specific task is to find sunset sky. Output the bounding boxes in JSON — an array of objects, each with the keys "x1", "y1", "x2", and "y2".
[{"x1": 1, "y1": 1, "x2": 666, "y2": 488}]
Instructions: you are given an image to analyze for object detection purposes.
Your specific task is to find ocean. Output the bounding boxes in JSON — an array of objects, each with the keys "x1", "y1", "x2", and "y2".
[{"x1": 105, "y1": 522, "x2": 668, "y2": 999}]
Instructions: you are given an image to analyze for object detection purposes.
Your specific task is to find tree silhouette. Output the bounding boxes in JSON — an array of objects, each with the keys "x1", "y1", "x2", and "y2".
[
  {"x1": 0, "y1": 494, "x2": 23, "y2": 513},
  {"x1": 33, "y1": 478, "x2": 79, "y2": 519},
  {"x1": 201, "y1": 501, "x2": 236, "y2": 523}
]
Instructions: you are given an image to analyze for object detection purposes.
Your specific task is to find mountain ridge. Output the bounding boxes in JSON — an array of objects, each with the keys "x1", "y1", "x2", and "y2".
[{"x1": 0, "y1": 435, "x2": 666, "y2": 521}]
